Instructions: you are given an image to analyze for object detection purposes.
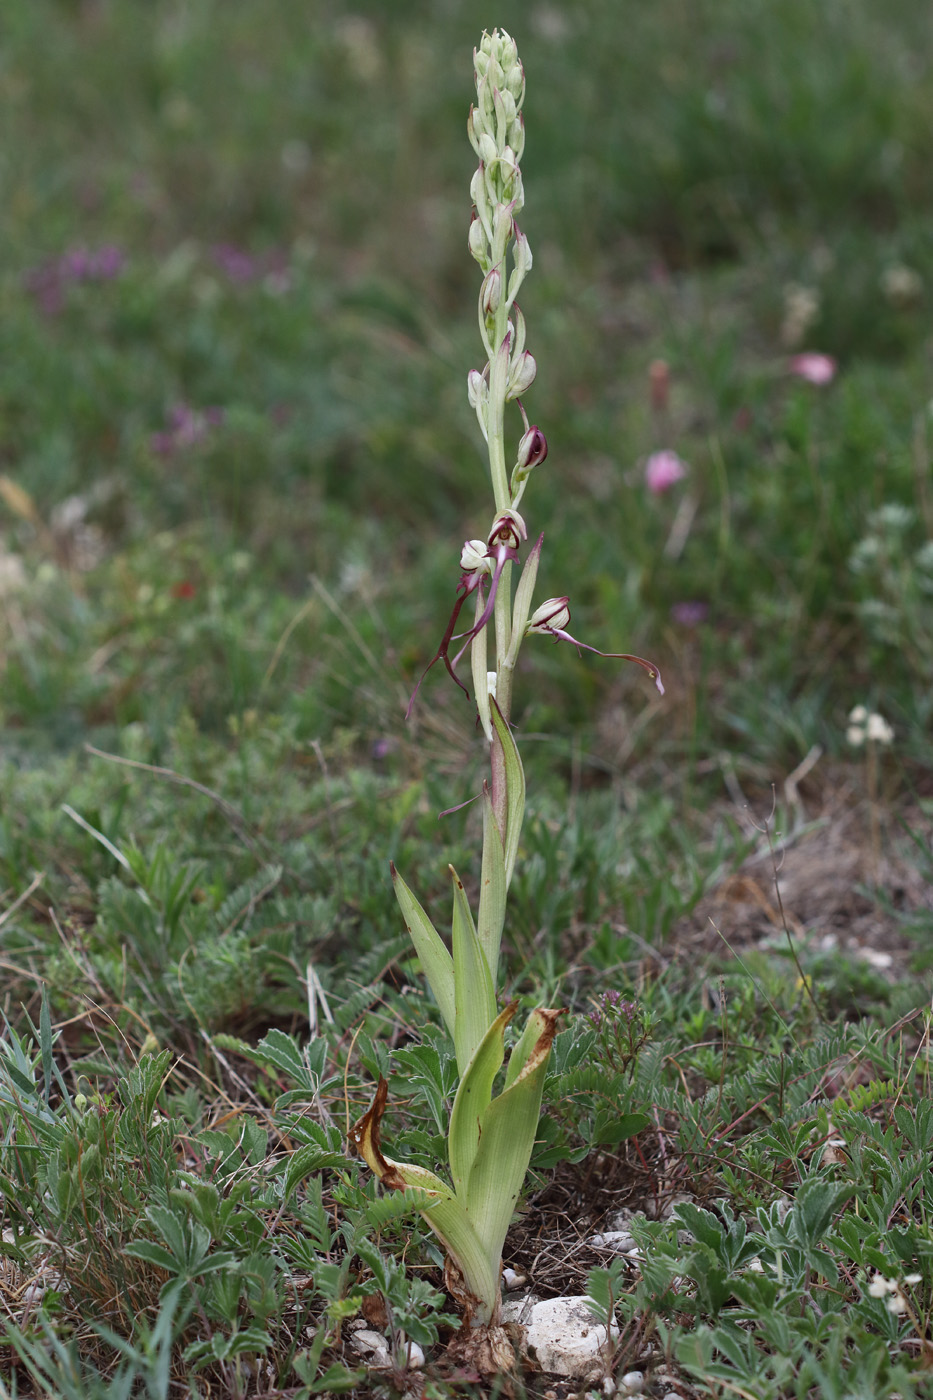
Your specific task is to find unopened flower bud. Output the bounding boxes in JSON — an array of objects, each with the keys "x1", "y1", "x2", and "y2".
[
  {"x1": 510, "y1": 306, "x2": 525, "y2": 357},
  {"x1": 495, "y1": 87, "x2": 517, "y2": 129},
  {"x1": 481, "y1": 268, "x2": 501, "y2": 317},
  {"x1": 468, "y1": 215, "x2": 489, "y2": 269},
  {"x1": 497, "y1": 31, "x2": 520, "y2": 75},
  {"x1": 528, "y1": 597, "x2": 571, "y2": 633},
  {"x1": 505, "y1": 64, "x2": 525, "y2": 104},
  {"x1": 467, "y1": 368, "x2": 487, "y2": 407},
  {"x1": 516, "y1": 425, "x2": 547, "y2": 472},
  {"x1": 492, "y1": 202, "x2": 513, "y2": 246},
  {"x1": 508, "y1": 113, "x2": 525, "y2": 162},
  {"x1": 460, "y1": 538, "x2": 490, "y2": 572},
  {"x1": 506, "y1": 350, "x2": 537, "y2": 400},
  {"x1": 467, "y1": 107, "x2": 483, "y2": 157},
  {"x1": 508, "y1": 226, "x2": 532, "y2": 300},
  {"x1": 477, "y1": 131, "x2": 498, "y2": 166}
]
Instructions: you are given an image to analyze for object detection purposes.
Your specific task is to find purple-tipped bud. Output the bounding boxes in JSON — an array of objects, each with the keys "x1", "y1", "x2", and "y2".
[
  {"x1": 467, "y1": 368, "x2": 488, "y2": 407},
  {"x1": 516, "y1": 425, "x2": 547, "y2": 472},
  {"x1": 511, "y1": 226, "x2": 532, "y2": 280},
  {"x1": 528, "y1": 597, "x2": 571, "y2": 634},
  {"x1": 506, "y1": 351, "x2": 537, "y2": 400},
  {"x1": 481, "y1": 268, "x2": 502, "y2": 317},
  {"x1": 467, "y1": 106, "x2": 483, "y2": 157}
]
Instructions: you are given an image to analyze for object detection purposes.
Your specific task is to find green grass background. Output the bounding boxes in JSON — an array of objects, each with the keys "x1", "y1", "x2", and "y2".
[{"x1": 1, "y1": 2, "x2": 932, "y2": 1394}]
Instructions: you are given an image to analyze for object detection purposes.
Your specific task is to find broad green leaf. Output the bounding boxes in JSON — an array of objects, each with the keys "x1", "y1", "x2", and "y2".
[
  {"x1": 123, "y1": 1240, "x2": 179, "y2": 1273},
  {"x1": 450, "y1": 865, "x2": 496, "y2": 1076},
  {"x1": 477, "y1": 786, "x2": 507, "y2": 982},
  {"x1": 504, "y1": 1004, "x2": 548, "y2": 1090},
  {"x1": 350, "y1": 1078, "x2": 500, "y2": 1323},
  {"x1": 465, "y1": 1008, "x2": 563, "y2": 1263},
  {"x1": 392, "y1": 863, "x2": 455, "y2": 1038},
  {"x1": 281, "y1": 1143, "x2": 349, "y2": 1199},
  {"x1": 252, "y1": 1028, "x2": 312, "y2": 1086},
  {"x1": 596, "y1": 1112, "x2": 651, "y2": 1146},
  {"x1": 308, "y1": 1363, "x2": 368, "y2": 1394},
  {"x1": 489, "y1": 698, "x2": 525, "y2": 887},
  {"x1": 448, "y1": 1003, "x2": 515, "y2": 1194}
]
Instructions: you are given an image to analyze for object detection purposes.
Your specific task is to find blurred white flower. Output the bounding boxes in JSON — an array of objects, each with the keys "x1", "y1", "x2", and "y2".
[
  {"x1": 881, "y1": 264, "x2": 923, "y2": 306},
  {"x1": 847, "y1": 705, "x2": 893, "y2": 747},
  {"x1": 866, "y1": 713, "x2": 894, "y2": 745},
  {"x1": 781, "y1": 284, "x2": 820, "y2": 347}
]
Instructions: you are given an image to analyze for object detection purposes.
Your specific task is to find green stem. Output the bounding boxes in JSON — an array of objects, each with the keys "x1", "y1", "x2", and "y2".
[{"x1": 486, "y1": 354, "x2": 509, "y2": 513}]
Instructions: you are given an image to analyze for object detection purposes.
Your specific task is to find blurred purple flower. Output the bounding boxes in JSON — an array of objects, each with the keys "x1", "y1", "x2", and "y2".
[
  {"x1": 150, "y1": 403, "x2": 224, "y2": 455},
  {"x1": 788, "y1": 352, "x2": 836, "y2": 385},
  {"x1": 212, "y1": 244, "x2": 259, "y2": 283},
  {"x1": 645, "y1": 449, "x2": 688, "y2": 495},
  {"x1": 24, "y1": 244, "x2": 125, "y2": 315},
  {"x1": 670, "y1": 601, "x2": 708, "y2": 627},
  {"x1": 211, "y1": 244, "x2": 291, "y2": 291}
]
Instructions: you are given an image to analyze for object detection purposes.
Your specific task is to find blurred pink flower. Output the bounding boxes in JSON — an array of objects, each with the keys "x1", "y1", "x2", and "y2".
[
  {"x1": 645, "y1": 449, "x2": 688, "y2": 495},
  {"x1": 788, "y1": 353, "x2": 836, "y2": 385}
]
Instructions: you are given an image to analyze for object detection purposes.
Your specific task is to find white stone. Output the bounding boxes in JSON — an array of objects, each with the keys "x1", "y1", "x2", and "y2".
[
  {"x1": 619, "y1": 1371, "x2": 644, "y2": 1394},
  {"x1": 589, "y1": 1230, "x2": 636, "y2": 1253},
  {"x1": 502, "y1": 1295, "x2": 619, "y2": 1378},
  {"x1": 401, "y1": 1341, "x2": 425, "y2": 1369},
  {"x1": 349, "y1": 1328, "x2": 391, "y2": 1368},
  {"x1": 349, "y1": 1329, "x2": 424, "y2": 1370},
  {"x1": 858, "y1": 947, "x2": 893, "y2": 970},
  {"x1": 503, "y1": 1267, "x2": 528, "y2": 1290}
]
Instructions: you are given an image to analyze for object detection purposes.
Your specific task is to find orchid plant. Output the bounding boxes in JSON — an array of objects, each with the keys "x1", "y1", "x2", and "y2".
[{"x1": 349, "y1": 29, "x2": 662, "y2": 1370}]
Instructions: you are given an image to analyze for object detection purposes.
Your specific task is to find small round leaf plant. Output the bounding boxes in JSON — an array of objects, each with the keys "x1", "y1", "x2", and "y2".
[{"x1": 349, "y1": 28, "x2": 663, "y2": 1373}]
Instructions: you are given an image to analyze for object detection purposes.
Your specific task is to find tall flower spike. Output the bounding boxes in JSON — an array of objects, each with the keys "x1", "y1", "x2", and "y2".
[{"x1": 527, "y1": 597, "x2": 664, "y2": 694}]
